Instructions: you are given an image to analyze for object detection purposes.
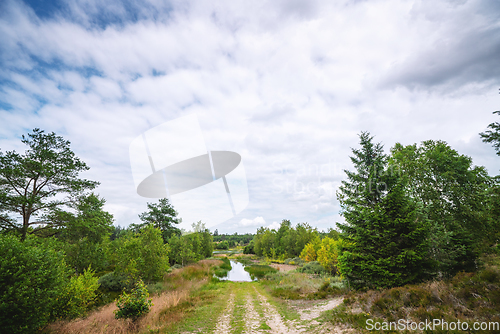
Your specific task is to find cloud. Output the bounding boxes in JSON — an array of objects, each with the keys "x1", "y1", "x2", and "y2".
[
  {"x1": 1, "y1": 0, "x2": 499, "y2": 234},
  {"x1": 236, "y1": 216, "x2": 266, "y2": 227}
]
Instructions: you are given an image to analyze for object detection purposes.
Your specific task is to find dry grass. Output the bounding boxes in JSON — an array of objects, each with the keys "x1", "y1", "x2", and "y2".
[{"x1": 47, "y1": 260, "x2": 222, "y2": 334}]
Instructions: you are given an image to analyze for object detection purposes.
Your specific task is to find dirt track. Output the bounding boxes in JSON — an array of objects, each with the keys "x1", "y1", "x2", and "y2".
[{"x1": 209, "y1": 283, "x2": 348, "y2": 334}]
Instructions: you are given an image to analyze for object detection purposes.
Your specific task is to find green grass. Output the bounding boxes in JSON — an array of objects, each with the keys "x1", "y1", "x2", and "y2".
[
  {"x1": 230, "y1": 283, "x2": 252, "y2": 334},
  {"x1": 164, "y1": 280, "x2": 233, "y2": 333}
]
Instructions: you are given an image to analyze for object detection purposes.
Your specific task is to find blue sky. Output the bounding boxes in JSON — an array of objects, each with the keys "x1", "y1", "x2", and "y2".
[{"x1": 1, "y1": 0, "x2": 499, "y2": 233}]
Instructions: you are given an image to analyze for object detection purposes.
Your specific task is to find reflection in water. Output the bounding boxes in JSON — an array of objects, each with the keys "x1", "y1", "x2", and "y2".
[{"x1": 219, "y1": 260, "x2": 257, "y2": 282}]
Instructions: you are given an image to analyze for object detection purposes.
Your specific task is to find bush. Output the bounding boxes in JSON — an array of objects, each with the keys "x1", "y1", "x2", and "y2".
[
  {"x1": 215, "y1": 241, "x2": 229, "y2": 250},
  {"x1": 0, "y1": 235, "x2": 69, "y2": 334},
  {"x1": 57, "y1": 267, "x2": 100, "y2": 319},
  {"x1": 98, "y1": 271, "x2": 132, "y2": 291},
  {"x1": 296, "y1": 261, "x2": 326, "y2": 274},
  {"x1": 114, "y1": 279, "x2": 152, "y2": 322}
]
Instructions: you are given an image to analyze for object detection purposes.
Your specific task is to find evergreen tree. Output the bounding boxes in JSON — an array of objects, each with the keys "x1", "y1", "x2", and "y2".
[{"x1": 337, "y1": 132, "x2": 431, "y2": 289}]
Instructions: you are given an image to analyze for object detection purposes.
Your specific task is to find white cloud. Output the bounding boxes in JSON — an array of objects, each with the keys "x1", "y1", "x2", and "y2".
[
  {"x1": 1, "y1": 0, "x2": 499, "y2": 233},
  {"x1": 267, "y1": 221, "x2": 281, "y2": 231},
  {"x1": 237, "y1": 216, "x2": 266, "y2": 227}
]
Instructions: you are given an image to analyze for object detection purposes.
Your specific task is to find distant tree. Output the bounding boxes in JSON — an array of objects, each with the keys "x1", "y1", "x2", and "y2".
[
  {"x1": 136, "y1": 198, "x2": 181, "y2": 243},
  {"x1": 213, "y1": 229, "x2": 218, "y2": 236},
  {"x1": 0, "y1": 129, "x2": 98, "y2": 240}
]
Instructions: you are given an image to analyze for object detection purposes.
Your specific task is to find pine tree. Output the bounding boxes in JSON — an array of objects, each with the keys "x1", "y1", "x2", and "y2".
[{"x1": 337, "y1": 132, "x2": 431, "y2": 289}]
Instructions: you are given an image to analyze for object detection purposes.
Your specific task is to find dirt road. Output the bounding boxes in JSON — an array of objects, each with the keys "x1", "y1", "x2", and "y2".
[{"x1": 208, "y1": 282, "x2": 345, "y2": 334}]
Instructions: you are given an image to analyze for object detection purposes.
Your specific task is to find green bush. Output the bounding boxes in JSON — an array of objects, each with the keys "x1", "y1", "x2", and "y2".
[
  {"x1": 0, "y1": 235, "x2": 69, "y2": 334},
  {"x1": 98, "y1": 271, "x2": 131, "y2": 291},
  {"x1": 57, "y1": 267, "x2": 100, "y2": 319},
  {"x1": 114, "y1": 279, "x2": 152, "y2": 322},
  {"x1": 296, "y1": 261, "x2": 325, "y2": 274}
]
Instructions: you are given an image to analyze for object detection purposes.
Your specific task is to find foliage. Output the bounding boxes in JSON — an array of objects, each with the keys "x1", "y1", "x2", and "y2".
[
  {"x1": 215, "y1": 240, "x2": 229, "y2": 249},
  {"x1": 337, "y1": 132, "x2": 432, "y2": 289},
  {"x1": 114, "y1": 279, "x2": 152, "y2": 322},
  {"x1": 168, "y1": 228, "x2": 213, "y2": 266},
  {"x1": 135, "y1": 198, "x2": 181, "y2": 242},
  {"x1": 253, "y1": 220, "x2": 319, "y2": 259},
  {"x1": 243, "y1": 240, "x2": 255, "y2": 254},
  {"x1": 299, "y1": 236, "x2": 321, "y2": 262},
  {"x1": 52, "y1": 193, "x2": 114, "y2": 273},
  {"x1": 317, "y1": 237, "x2": 343, "y2": 274},
  {"x1": 57, "y1": 267, "x2": 100, "y2": 319},
  {"x1": 391, "y1": 140, "x2": 492, "y2": 276},
  {"x1": 0, "y1": 235, "x2": 69, "y2": 334},
  {"x1": 0, "y1": 128, "x2": 98, "y2": 240},
  {"x1": 98, "y1": 271, "x2": 132, "y2": 291},
  {"x1": 114, "y1": 224, "x2": 170, "y2": 282},
  {"x1": 480, "y1": 109, "x2": 500, "y2": 156},
  {"x1": 296, "y1": 261, "x2": 326, "y2": 275},
  {"x1": 213, "y1": 232, "x2": 253, "y2": 245}
]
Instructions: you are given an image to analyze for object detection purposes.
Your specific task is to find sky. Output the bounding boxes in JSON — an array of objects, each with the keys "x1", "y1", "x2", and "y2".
[{"x1": 1, "y1": 0, "x2": 499, "y2": 234}]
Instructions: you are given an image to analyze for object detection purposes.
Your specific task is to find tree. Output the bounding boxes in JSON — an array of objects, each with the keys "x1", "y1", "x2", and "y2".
[
  {"x1": 45, "y1": 193, "x2": 114, "y2": 273},
  {"x1": 136, "y1": 198, "x2": 181, "y2": 243},
  {"x1": 0, "y1": 129, "x2": 98, "y2": 240},
  {"x1": 115, "y1": 225, "x2": 170, "y2": 282},
  {"x1": 391, "y1": 140, "x2": 492, "y2": 275},
  {"x1": 337, "y1": 133, "x2": 432, "y2": 289},
  {"x1": 480, "y1": 110, "x2": 500, "y2": 156},
  {"x1": 317, "y1": 237, "x2": 342, "y2": 274}
]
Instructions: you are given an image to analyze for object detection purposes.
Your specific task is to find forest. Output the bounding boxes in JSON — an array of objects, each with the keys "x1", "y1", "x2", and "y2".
[{"x1": 1, "y1": 110, "x2": 499, "y2": 333}]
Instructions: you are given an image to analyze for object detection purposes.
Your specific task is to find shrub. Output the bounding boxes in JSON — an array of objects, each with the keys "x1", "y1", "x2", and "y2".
[
  {"x1": 0, "y1": 235, "x2": 69, "y2": 334},
  {"x1": 114, "y1": 279, "x2": 152, "y2": 322},
  {"x1": 57, "y1": 267, "x2": 100, "y2": 319},
  {"x1": 98, "y1": 271, "x2": 131, "y2": 291},
  {"x1": 296, "y1": 261, "x2": 326, "y2": 274}
]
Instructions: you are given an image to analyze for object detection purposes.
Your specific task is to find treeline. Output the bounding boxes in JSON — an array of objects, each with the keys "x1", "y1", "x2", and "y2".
[
  {"x1": 213, "y1": 231, "x2": 253, "y2": 249},
  {"x1": 247, "y1": 220, "x2": 338, "y2": 258},
  {"x1": 0, "y1": 129, "x2": 213, "y2": 333}
]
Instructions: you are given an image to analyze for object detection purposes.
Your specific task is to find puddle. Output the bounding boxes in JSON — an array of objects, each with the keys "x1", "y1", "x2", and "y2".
[{"x1": 218, "y1": 260, "x2": 257, "y2": 282}]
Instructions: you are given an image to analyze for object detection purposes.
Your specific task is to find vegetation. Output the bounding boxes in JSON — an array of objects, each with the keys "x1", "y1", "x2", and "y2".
[
  {"x1": 1, "y1": 115, "x2": 499, "y2": 333},
  {"x1": 132, "y1": 198, "x2": 181, "y2": 242},
  {"x1": 114, "y1": 279, "x2": 152, "y2": 322},
  {"x1": 0, "y1": 129, "x2": 98, "y2": 241},
  {"x1": 253, "y1": 219, "x2": 319, "y2": 259}
]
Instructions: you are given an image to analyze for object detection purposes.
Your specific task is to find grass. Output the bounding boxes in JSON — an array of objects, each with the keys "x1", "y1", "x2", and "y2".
[
  {"x1": 260, "y1": 270, "x2": 343, "y2": 300},
  {"x1": 164, "y1": 279, "x2": 232, "y2": 333}
]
